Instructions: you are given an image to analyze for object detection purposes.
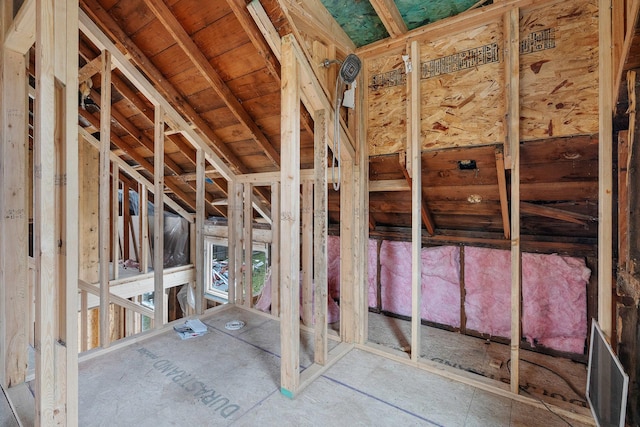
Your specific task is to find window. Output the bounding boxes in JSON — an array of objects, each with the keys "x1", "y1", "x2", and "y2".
[{"x1": 204, "y1": 237, "x2": 269, "y2": 303}]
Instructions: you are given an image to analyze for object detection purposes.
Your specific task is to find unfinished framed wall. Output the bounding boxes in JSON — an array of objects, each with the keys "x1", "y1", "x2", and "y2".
[{"x1": 355, "y1": 0, "x2": 608, "y2": 421}]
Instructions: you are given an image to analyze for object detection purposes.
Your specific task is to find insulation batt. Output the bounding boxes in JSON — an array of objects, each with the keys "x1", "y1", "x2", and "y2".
[
  {"x1": 380, "y1": 242, "x2": 461, "y2": 327},
  {"x1": 255, "y1": 270, "x2": 341, "y2": 323},
  {"x1": 326, "y1": 236, "x2": 379, "y2": 308},
  {"x1": 464, "y1": 247, "x2": 589, "y2": 354}
]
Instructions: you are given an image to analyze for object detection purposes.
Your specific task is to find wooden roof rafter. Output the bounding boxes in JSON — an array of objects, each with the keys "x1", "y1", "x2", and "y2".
[
  {"x1": 369, "y1": 0, "x2": 408, "y2": 38},
  {"x1": 225, "y1": 0, "x2": 315, "y2": 137}
]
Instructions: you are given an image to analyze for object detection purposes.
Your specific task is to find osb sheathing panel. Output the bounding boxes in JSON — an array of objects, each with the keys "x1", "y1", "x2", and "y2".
[
  {"x1": 519, "y1": 0, "x2": 599, "y2": 140},
  {"x1": 367, "y1": 52, "x2": 408, "y2": 156},
  {"x1": 420, "y1": 21, "x2": 505, "y2": 150},
  {"x1": 365, "y1": 0, "x2": 599, "y2": 155}
]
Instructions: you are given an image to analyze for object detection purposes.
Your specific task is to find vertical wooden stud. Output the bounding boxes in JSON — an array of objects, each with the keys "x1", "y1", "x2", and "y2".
[
  {"x1": 98, "y1": 49, "x2": 111, "y2": 348},
  {"x1": 302, "y1": 180, "x2": 313, "y2": 325},
  {"x1": 195, "y1": 148, "x2": 205, "y2": 314},
  {"x1": 0, "y1": 47, "x2": 29, "y2": 387},
  {"x1": 598, "y1": 0, "x2": 614, "y2": 338},
  {"x1": 153, "y1": 105, "x2": 165, "y2": 328},
  {"x1": 314, "y1": 109, "x2": 328, "y2": 365},
  {"x1": 111, "y1": 165, "x2": 119, "y2": 280},
  {"x1": 408, "y1": 40, "x2": 422, "y2": 363},
  {"x1": 280, "y1": 34, "x2": 301, "y2": 397},
  {"x1": 505, "y1": 8, "x2": 521, "y2": 394},
  {"x1": 339, "y1": 159, "x2": 355, "y2": 343},
  {"x1": 229, "y1": 181, "x2": 243, "y2": 305},
  {"x1": 354, "y1": 66, "x2": 369, "y2": 344},
  {"x1": 270, "y1": 182, "x2": 280, "y2": 317},
  {"x1": 140, "y1": 184, "x2": 149, "y2": 273},
  {"x1": 243, "y1": 183, "x2": 253, "y2": 307}
]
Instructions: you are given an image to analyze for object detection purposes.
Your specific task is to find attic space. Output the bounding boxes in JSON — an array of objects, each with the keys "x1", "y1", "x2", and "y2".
[{"x1": 1, "y1": 0, "x2": 639, "y2": 425}]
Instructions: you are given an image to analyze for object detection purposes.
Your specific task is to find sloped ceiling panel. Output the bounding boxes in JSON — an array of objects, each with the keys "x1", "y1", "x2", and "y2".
[
  {"x1": 395, "y1": 0, "x2": 482, "y2": 30},
  {"x1": 320, "y1": 0, "x2": 488, "y2": 46},
  {"x1": 319, "y1": 0, "x2": 388, "y2": 47}
]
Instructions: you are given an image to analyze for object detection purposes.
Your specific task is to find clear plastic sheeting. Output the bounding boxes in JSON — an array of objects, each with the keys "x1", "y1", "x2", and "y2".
[
  {"x1": 380, "y1": 242, "x2": 461, "y2": 327},
  {"x1": 148, "y1": 213, "x2": 190, "y2": 268}
]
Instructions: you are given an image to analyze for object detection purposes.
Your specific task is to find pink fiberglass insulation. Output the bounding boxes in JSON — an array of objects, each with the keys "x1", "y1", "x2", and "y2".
[
  {"x1": 326, "y1": 235, "x2": 379, "y2": 308},
  {"x1": 379, "y1": 242, "x2": 461, "y2": 327},
  {"x1": 464, "y1": 247, "x2": 512, "y2": 338},
  {"x1": 521, "y1": 252, "x2": 589, "y2": 354},
  {"x1": 254, "y1": 270, "x2": 341, "y2": 323},
  {"x1": 464, "y1": 247, "x2": 589, "y2": 354}
]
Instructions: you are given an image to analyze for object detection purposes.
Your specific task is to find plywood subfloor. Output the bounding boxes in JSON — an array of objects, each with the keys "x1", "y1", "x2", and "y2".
[
  {"x1": 76, "y1": 306, "x2": 593, "y2": 426},
  {"x1": 367, "y1": 312, "x2": 590, "y2": 415}
]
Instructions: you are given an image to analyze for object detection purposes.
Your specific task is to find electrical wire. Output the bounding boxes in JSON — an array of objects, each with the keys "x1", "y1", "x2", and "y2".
[{"x1": 506, "y1": 358, "x2": 581, "y2": 427}]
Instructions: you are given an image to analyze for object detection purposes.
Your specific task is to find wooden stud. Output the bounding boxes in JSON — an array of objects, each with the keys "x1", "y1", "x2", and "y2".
[
  {"x1": 0, "y1": 47, "x2": 29, "y2": 387},
  {"x1": 505, "y1": 8, "x2": 521, "y2": 394},
  {"x1": 99, "y1": 49, "x2": 112, "y2": 349},
  {"x1": 78, "y1": 136, "x2": 99, "y2": 353},
  {"x1": 598, "y1": 0, "x2": 614, "y2": 339},
  {"x1": 313, "y1": 109, "x2": 328, "y2": 364},
  {"x1": 140, "y1": 184, "x2": 149, "y2": 273},
  {"x1": 270, "y1": 182, "x2": 280, "y2": 317},
  {"x1": 229, "y1": 181, "x2": 243, "y2": 305},
  {"x1": 408, "y1": 40, "x2": 422, "y2": 363},
  {"x1": 122, "y1": 179, "x2": 130, "y2": 261},
  {"x1": 61, "y1": 0, "x2": 80, "y2": 417},
  {"x1": 111, "y1": 165, "x2": 119, "y2": 280},
  {"x1": 195, "y1": 148, "x2": 205, "y2": 314},
  {"x1": 243, "y1": 183, "x2": 254, "y2": 307},
  {"x1": 339, "y1": 159, "x2": 356, "y2": 343},
  {"x1": 495, "y1": 149, "x2": 511, "y2": 239},
  {"x1": 33, "y1": 0, "x2": 80, "y2": 421},
  {"x1": 618, "y1": 130, "x2": 629, "y2": 270},
  {"x1": 302, "y1": 180, "x2": 313, "y2": 326},
  {"x1": 280, "y1": 34, "x2": 301, "y2": 397},
  {"x1": 354, "y1": 69, "x2": 369, "y2": 344},
  {"x1": 153, "y1": 105, "x2": 165, "y2": 329}
]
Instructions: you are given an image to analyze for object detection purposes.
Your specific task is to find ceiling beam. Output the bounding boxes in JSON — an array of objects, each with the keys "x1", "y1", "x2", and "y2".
[
  {"x1": 369, "y1": 0, "x2": 408, "y2": 38},
  {"x1": 142, "y1": 0, "x2": 281, "y2": 168}
]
